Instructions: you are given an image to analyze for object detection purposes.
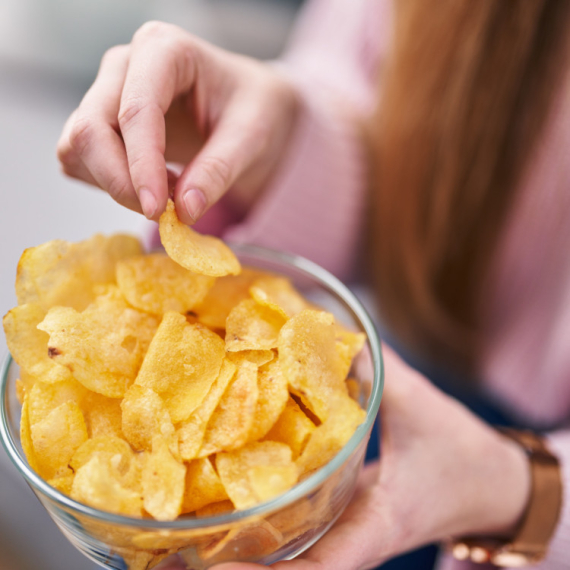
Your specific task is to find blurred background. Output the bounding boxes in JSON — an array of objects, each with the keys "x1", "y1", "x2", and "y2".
[{"x1": 0, "y1": 1, "x2": 302, "y2": 568}]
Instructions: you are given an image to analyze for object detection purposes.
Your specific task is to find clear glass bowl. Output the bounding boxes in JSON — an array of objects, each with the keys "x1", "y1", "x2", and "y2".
[{"x1": 0, "y1": 244, "x2": 383, "y2": 570}]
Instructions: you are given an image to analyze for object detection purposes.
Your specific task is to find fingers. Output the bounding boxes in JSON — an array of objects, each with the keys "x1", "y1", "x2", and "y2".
[
  {"x1": 57, "y1": 45, "x2": 142, "y2": 213},
  {"x1": 173, "y1": 83, "x2": 274, "y2": 225},
  {"x1": 118, "y1": 22, "x2": 197, "y2": 220}
]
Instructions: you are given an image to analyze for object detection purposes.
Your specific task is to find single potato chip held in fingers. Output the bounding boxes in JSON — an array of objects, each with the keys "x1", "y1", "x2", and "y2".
[{"x1": 159, "y1": 199, "x2": 241, "y2": 277}]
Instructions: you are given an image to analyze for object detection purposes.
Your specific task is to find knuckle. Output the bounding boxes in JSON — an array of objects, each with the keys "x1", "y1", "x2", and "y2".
[
  {"x1": 133, "y1": 20, "x2": 173, "y2": 43},
  {"x1": 68, "y1": 116, "x2": 94, "y2": 155},
  {"x1": 106, "y1": 173, "x2": 131, "y2": 204},
  {"x1": 118, "y1": 98, "x2": 147, "y2": 130},
  {"x1": 200, "y1": 155, "x2": 233, "y2": 191},
  {"x1": 59, "y1": 160, "x2": 79, "y2": 178},
  {"x1": 126, "y1": 151, "x2": 147, "y2": 173},
  {"x1": 101, "y1": 44, "x2": 128, "y2": 65}
]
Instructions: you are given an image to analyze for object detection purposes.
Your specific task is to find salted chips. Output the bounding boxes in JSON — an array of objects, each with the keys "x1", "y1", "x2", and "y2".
[
  {"x1": 4, "y1": 219, "x2": 366, "y2": 528},
  {"x1": 159, "y1": 199, "x2": 241, "y2": 277}
]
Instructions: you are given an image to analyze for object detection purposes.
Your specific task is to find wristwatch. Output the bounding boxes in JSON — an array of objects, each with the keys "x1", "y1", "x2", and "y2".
[{"x1": 447, "y1": 428, "x2": 562, "y2": 567}]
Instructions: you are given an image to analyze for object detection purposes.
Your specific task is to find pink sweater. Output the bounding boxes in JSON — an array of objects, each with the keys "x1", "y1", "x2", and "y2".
[{"x1": 176, "y1": 0, "x2": 570, "y2": 566}]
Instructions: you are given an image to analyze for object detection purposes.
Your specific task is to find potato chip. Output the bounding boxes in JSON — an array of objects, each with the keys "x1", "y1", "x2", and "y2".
[
  {"x1": 116, "y1": 253, "x2": 214, "y2": 315},
  {"x1": 226, "y1": 350, "x2": 275, "y2": 368},
  {"x1": 195, "y1": 500, "x2": 235, "y2": 518},
  {"x1": 192, "y1": 268, "x2": 266, "y2": 329},
  {"x1": 178, "y1": 359, "x2": 237, "y2": 461},
  {"x1": 196, "y1": 520, "x2": 282, "y2": 563},
  {"x1": 48, "y1": 473, "x2": 75, "y2": 495},
  {"x1": 121, "y1": 384, "x2": 177, "y2": 456},
  {"x1": 70, "y1": 436, "x2": 134, "y2": 476},
  {"x1": 72, "y1": 454, "x2": 143, "y2": 517},
  {"x1": 248, "y1": 359, "x2": 288, "y2": 442},
  {"x1": 248, "y1": 464, "x2": 298, "y2": 503},
  {"x1": 225, "y1": 300, "x2": 286, "y2": 352},
  {"x1": 83, "y1": 391, "x2": 124, "y2": 439},
  {"x1": 297, "y1": 392, "x2": 366, "y2": 474},
  {"x1": 20, "y1": 394, "x2": 40, "y2": 473},
  {"x1": 216, "y1": 441, "x2": 296, "y2": 510},
  {"x1": 181, "y1": 458, "x2": 229, "y2": 514},
  {"x1": 116, "y1": 549, "x2": 166, "y2": 570},
  {"x1": 19, "y1": 369, "x2": 37, "y2": 391},
  {"x1": 27, "y1": 377, "x2": 88, "y2": 426},
  {"x1": 38, "y1": 287, "x2": 159, "y2": 398},
  {"x1": 135, "y1": 312, "x2": 225, "y2": 423},
  {"x1": 264, "y1": 396, "x2": 315, "y2": 459},
  {"x1": 278, "y1": 310, "x2": 349, "y2": 421},
  {"x1": 199, "y1": 360, "x2": 258, "y2": 456},
  {"x1": 15, "y1": 234, "x2": 141, "y2": 311},
  {"x1": 31, "y1": 400, "x2": 88, "y2": 479},
  {"x1": 15, "y1": 378, "x2": 26, "y2": 405},
  {"x1": 159, "y1": 199, "x2": 241, "y2": 277},
  {"x1": 249, "y1": 276, "x2": 309, "y2": 318},
  {"x1": 3, "y1": 303, "x2": 73, "y2": 383},
  {"x1": 346, "y1": 377, "x2": 361, "y2": 402},
  {"x1": 266, "y1": 496, "x2": 315, "y2": 538},
  {"x1": 335, "y1": 326, "x2": 366, "y2": 380},
  {"x1": 142, "y1": 435, "x2": 186, "y2": 521}
]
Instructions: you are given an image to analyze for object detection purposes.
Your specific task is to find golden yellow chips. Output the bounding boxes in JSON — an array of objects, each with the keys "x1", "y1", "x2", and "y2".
[
  {"x1": 142, "y1": 435, "x2": 186, "y2": 521},
  {"x1": 181, "y1": 458, "x2": 229, "y2": 514},
  {"x1": 249, "y1": 276, "x2": 309, "y2": 318},
  {"x1": 200, "y1": 360, "x2": 259, "y2": 456},
  {"x1": 278, "y1": 310, "x2": 349, "y2": 421},
  {"x1": 264, "y1": 396, "x2": 316, "y2": 459},
  {"x1": 7, "y1": 229, "x2": 368, "y2": 534},
  {"x1": 31, "y1": 400, "x2": 88, "y2": 479},
  {"x1": 38, "y1": 287, "x2": 158, "y2": 398},
  {"x1": 178, "y1": 359, "x2": 237, "y2": 461},
  {"x1": 116, "y1": 253, "x2": 214, "y2": 315},
  {"x1": 159, "y1": 199, "x2": 241, "y2": 277},
  {"x1": 83, "y1": 391, "x2": 124, "y2": 439},
  {"x1": 248, "y1": 464, "x2": 299, "y2": 503},
  {"x1": 248, "y1": 359, "x2": 288, "y2": 442},
  {"x1": 3, "y1": 303, "x2": 73, "y2": 384},
  {"x1": 27, "y1": 377, "x2": 87, "y2": 426},
  {"x1": 193, "y1": 268, "x2": 266, "y2": 329},
  {"x1": 297, "y1": 392, "x2": 366, "y2": 475},
  {"x1": 16, "y1": 234, "x2": 141, "y2": 311},
  {"x1": 121, "y1": 385, "x2": 176, "y2": 454},
  {"x1": 72, "y1": 454, "x2": 143, "y2": 517},
  {"x1": 20, "y1": 395, "x2": 40, "y2": 474},
  {"x1": 225, "y1": 299, "x2": 286, "y2": 352},
  {"x1": 226, "y1": 350, "x2": 275, "y2": 368},
  {"x1": 70, "y1": 435, "x2": 134, "y2": 476},
  {"x1": 135, "y1": 312, "x2": 225, "y2": 423},
  {"x1": 216, "y1": 442, "x2": 297, "y2": 510}
]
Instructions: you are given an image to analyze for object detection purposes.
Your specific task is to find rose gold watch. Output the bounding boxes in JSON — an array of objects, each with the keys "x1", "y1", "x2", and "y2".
[{"x1": 447, "y1": 429, "x2": 562, "y2": 567}]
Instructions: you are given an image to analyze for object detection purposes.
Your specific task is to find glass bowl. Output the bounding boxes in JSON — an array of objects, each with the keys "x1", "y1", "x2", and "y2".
[{"x1": 0, "y1": 244, "x2": 383, "y2": 570}]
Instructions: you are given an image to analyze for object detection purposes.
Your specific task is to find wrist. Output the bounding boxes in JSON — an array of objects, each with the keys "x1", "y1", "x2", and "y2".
[
  {"x1": 456, "y1": 425, "x2": 532, "y2": 538},
  {"x1": 448, "y1": 429, "x2": 563, "y2": 566}
]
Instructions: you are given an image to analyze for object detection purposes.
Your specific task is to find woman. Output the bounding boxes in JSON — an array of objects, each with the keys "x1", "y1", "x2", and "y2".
[{"x1": 57, "y1": 0, "x2": 570, "y2": 567}]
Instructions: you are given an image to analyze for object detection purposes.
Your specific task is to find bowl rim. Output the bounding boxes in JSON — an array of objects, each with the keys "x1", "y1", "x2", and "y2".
[{"x1": 0, "y1": 243, "x2": 383, "y2": 530}]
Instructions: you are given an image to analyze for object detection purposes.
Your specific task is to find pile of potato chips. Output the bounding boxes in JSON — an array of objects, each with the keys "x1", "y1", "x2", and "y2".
[{"x1": 4, "y1": 200, "x2": 366, "y2": 524}]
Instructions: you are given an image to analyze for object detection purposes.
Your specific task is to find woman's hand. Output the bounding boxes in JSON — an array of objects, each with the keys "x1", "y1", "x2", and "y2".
[
  {"x1": 208, "y1": 346, "x2": 532, "y2": 570},
  {"x1": 57, "y1": 21, "x2": 299, "y2": 224}
]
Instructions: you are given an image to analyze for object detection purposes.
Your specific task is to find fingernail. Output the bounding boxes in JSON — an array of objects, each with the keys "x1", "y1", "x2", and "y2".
[
  {"x1": 183, "y1": 188, "x2": 207, "y2": 222},
  {"x1": 139, "y1": 187, "x2": 157, "y2": 219}
]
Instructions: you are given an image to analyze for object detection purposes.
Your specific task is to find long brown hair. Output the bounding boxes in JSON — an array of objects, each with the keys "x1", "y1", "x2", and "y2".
[{"x1": 370, "y1": 0, "x2": 570, "y2": 372}]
